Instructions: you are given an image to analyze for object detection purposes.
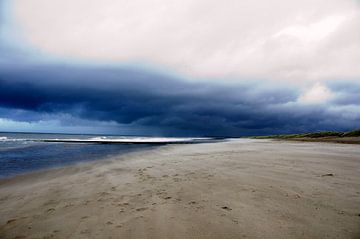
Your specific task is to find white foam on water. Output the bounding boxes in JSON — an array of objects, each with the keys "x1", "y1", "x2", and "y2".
[
  {"x1": 0, "y1": 137, "x2": 30, "y2": 142},
  {"x1": 89, "y1": 136, "x2": 108, "y2": 141},
  {"x1": 0, "y1": 134, "x2": 216, "y2": 144},
  {"x1": 44, "y1": 136, "x2": 211, "y2": 143}
]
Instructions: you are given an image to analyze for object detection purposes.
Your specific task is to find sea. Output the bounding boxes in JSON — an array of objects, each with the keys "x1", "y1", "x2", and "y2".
[{"x1": 0, "y1": 132, "x2": 211, "y2": 178}]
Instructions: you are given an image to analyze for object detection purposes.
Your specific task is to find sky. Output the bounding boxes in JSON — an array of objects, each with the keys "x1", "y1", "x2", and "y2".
[{"x1": 0, "y1": 0, "x2": 359, "y2": 136}]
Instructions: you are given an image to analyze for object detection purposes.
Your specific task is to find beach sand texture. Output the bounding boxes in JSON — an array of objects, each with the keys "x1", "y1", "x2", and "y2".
[{"x1": 0, "y1": 139, "x2": 359, "y2": 239}]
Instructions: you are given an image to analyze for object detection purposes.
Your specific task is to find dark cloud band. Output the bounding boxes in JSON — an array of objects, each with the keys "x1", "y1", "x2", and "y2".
[{"x1": 0, "y1": 64, "x2": 359, "y2": 136}]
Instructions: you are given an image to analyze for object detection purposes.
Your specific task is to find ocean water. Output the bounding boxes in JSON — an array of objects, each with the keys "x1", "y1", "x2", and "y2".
[{"x1": 0, "y1": 132, "x2": 209, "y2": 178}]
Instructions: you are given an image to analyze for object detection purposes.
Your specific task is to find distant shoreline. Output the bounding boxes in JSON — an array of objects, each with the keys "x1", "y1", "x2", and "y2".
[
  {"x1": 252, "y1": 129, "x2": 360, "y2": 144},
  {"x1": 275, "y1": 136, "x2": 360, "y2": 144}
]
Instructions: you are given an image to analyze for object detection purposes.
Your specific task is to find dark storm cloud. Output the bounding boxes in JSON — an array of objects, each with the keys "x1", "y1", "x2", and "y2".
[
  {"x1": 0, "y1": 64, "x2": 359, "y2": 136},
  {"x1": 327, "y1": 81, "x2": 360, "y2": 106}
]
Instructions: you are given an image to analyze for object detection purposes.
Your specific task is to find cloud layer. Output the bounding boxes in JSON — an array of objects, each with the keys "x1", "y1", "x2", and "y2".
[
  {"x1": 0, "y1": 64, "x2": 359, "y2": 136},
  {"x1": 10, "y1": 0, "x2": 360, "y2": 81},
  {"x1": 1, "y1": 1, "x2": 359, "y2": 135}
]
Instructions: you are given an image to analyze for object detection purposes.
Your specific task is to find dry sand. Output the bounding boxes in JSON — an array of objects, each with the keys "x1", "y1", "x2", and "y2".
[{"x1": 0, "y1": 139, "x2": 359, "y2": 239}]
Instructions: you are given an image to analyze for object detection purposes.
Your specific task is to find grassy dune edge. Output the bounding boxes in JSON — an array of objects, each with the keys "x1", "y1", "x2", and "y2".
[{"x1": 252, "y1": 129, "x2": 360, "y2": 144}]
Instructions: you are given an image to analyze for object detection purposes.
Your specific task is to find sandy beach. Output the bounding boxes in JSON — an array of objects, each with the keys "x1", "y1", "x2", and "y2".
[{"x1": 0, "y1": 139, "x2": 359, "y2": 239}]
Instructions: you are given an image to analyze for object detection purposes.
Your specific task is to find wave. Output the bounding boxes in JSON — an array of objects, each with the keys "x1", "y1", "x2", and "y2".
[
  {"x1": 38, "y1": 137, "x2": 213, "y2": 144},
  {"x1": 0, "y1": 137, "x2": 30, "y2": 142},
  {"x1": 89, "y1": 136, "x2": 208, "y2": 142},
  {"x1": 0, "y1": 134, "x2": 219, "y2": 145}
]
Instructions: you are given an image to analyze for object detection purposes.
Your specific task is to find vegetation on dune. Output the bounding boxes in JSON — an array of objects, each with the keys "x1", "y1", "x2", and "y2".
[
  {"x1": 252, "y1": 129, "x2": 360, "y2": 139},
  {"x1": 342, "y1": 129, "x2": 360, "y2": 137}
]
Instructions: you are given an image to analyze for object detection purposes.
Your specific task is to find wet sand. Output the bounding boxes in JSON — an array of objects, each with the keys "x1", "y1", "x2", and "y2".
[{"x1": 0, "y1": 139, "x2": 359, "y2": 239}]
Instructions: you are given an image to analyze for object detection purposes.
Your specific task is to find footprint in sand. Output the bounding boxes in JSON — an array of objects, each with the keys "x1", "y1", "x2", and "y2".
[
  {"x1": 221, "y1": 206, "x2": 232, "y2": 211},
  {"x1": 82, "y1": 200, "x2": 91, "y2": 205},
  {"x1": 64, "y1": 203, "x2": 75, "y2": 208},
  {"x1": 136, "y1": 207, "x2": 148, "y2": 212},
  {"x1": 46, "y1": 208, "x2": 56, "y2": 213},
  {"x1": 137, "y1": 168, "x2": 147, "y2": 174},
  {"x1": 6, "y1": 219, "x2": 17, "y2": 224},
  {"x1": 99, "y1": 192, "x2": 111, "y2": 197}
]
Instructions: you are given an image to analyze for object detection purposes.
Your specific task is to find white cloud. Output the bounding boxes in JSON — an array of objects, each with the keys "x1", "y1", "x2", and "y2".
[
  {"x1": 10, "y1": 0, "x2": 360, "y2": 82},
  {"x1": 298, "y1": 82, "x2": 334, "y2": 104},
  {"x1": 273, "y1": 15, "x2": 347, "y2": 42}
]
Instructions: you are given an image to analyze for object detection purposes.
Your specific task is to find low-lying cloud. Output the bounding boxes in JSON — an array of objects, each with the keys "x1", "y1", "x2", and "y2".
[{"x1": 0, "y1": 64, "x2": 359, "y2": 136}]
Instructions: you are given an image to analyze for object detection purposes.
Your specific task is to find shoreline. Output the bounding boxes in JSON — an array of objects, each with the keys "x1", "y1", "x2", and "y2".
[
  {"x1": 0, "y1": 137, "x2": 357, "y2": 181},
  {"x1": 0, "y1": 142, "x2": 159, "y2": 181},
  {"x1": 1, "y1": 139, "x2": 359, "y2": 238}
]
